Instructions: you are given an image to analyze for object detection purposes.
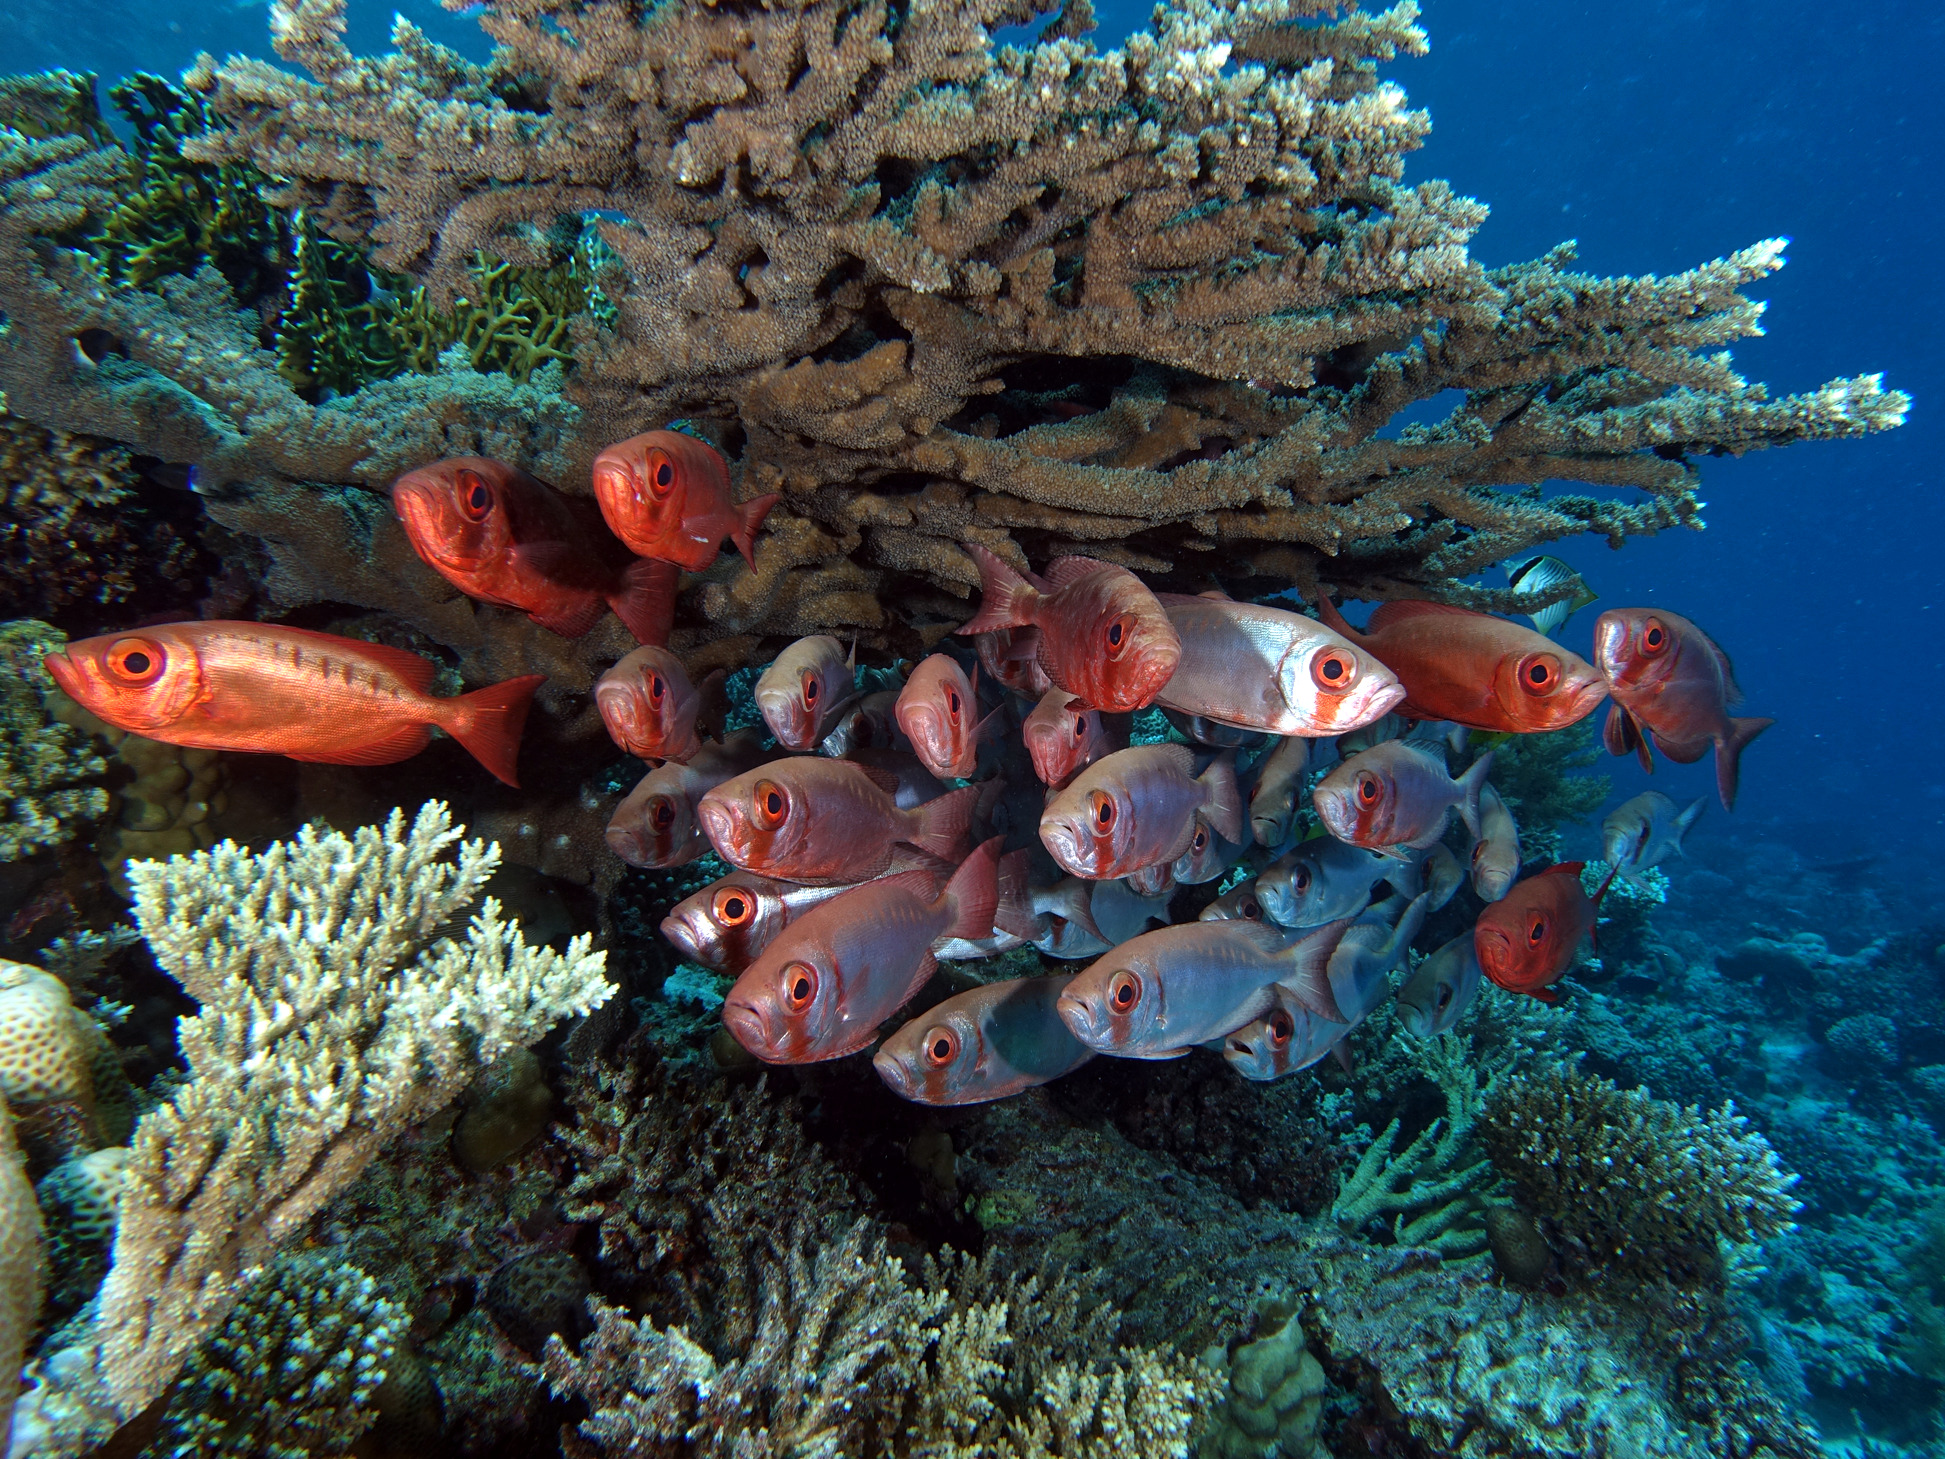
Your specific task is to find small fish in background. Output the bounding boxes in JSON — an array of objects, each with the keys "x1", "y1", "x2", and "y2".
[
  {"x1": 1057, "y1": 917, "x2": 1351, "y2": 1058},
  {"x1": 1504, "y1": 555, "x2": 1598, "y2": 637},
  {"x1": 1199, "y1": 878, "x2": 1269, "y2": 923},
  {"x1": 1121, "y1": 860, "x2": 1179, "y2": 900},
  {"x1": 1222, "y1": 993, "x2": 1349, "y2": 1082},
  {"x1": 1022, "y1": 687, "x2": 1113, "y2": 788},
  {"x1": 1172, "y1": 819, "x2": 1247, "y2": 885},
  {"x1": 46, "y1": 622, "x2": 543, "y2": 786},
  {"x1": 1089, "y1": 876, "x2": 1175, "y2": 944},
  {"x1": 1602, "y1": 791, "x2": 1706, "y2": 880},
  {"x1": 974, "y1": 626, "x2": 1053, "y2": 697},
  {"x1": 590, "y1": 429, "x2": 779, "y2": 572},
  {"x1": 390, "y1": 456, "x2": 679, "y2": 645},
  {"x1": 1313, "y1": 740, "x2": 1493, "y2": 855},
  {"x1": 606, "y1": 731, "x2": 770, "y2": 868},
  {"x1": 1594, "y1": 608, "x2": 1773, "y2": 811},
  {"x1": 660, "y1": 869, "x2": 855, "y2": 974},
  {"x1": 1160, "y1": 707, "x2": 1269, "y2": 750},
  {"x1": 1474, "y1": 861, "x2": 1611, "y2": 1004},
  {"x1": 1334, "y1": 711, "x2": 1405, "y2": 758},
  {"x1": 1316, "y1": 597, "x2": 1608, "y2": 734},
  {"x1": 842, "y1": 746, "x2": 948, "y2": 809},
  {"x1": 957, "y1": 546, "x2": 1181, "y2": 712},
  {"x1": 1469, "y1": 783, "x2": 1521, "y2": 901},
  {"x1": 755, "y1": 635, "x2": 859, "y2": 750},
  {"x1": 896, "y1": 654, "x2": 1001, "y2": 779},
  {"x1": 1324, "y1": 891, "x2": 1433, "y2": 1031},
  {"x1": 1029, "y1": 878, "x2": 1115, "y2": 960},
  {"x1": 697, "y1": 756, "x2": 979, "y2": 884},
  {"x1": 721, "y1": 838, "x2": 1002, "y2": 1063},
  {"x1": 595, "y1": 646, "x2": 722, "y2": 761},
  {"x1": 874, "y1": 975, "x2": 1095, "y2": 1105},
  {"x1": 1249, "y1": 735, "x2": 1310, "y2": 847},
  {"x1": 1255, "y1": 836, "x2": 1414, "y2": 929},
  {"x1": 1039, "y1": 744, "x2": 1242, "y2": 880},
  {"x1": 1420, "y1": 842, "x2": 1466, "y2": 911},
  {"x1": 820, "y1": 689, "x2": 906, "y2": 758},
  {"x1": 1395, "y1": 932, "x2": 1483, "y2": 1039},
  {"x1": 1154, "y1": 592, "x2": 1405, "y2": 736}
]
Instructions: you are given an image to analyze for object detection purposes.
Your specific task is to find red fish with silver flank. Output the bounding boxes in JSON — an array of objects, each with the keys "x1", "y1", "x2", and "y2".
[
  {"x1": 722, "y1": 838, "x2": 1002, "y2": 1063},
  {"x1": 1474, "y1": 861, "x2": 1607, "y2": 1004},
  {"x1": 1039, "y1": 745, "x2": 1242, "y2": 881},
  {"x1": 875, "y1": 975, "x2": 1095, "y2": 1105},
  {"x1": 1593, "y1": 608, "x2": 1773, "y2": 811},
  {"x1": 1313, "y1": 741, "x2": 1493, "y2": 854},
  {"x1": 590, "y1": 429, "x2": 779, "y2": 572},
  {"x1": 896, "y1": 654, "x2": 1001, "y2": 779},
  {"x1": 660, "y1": 870, "x2": 856, "y2": 974},
  {"x1": 596, "y1": 646, "x2": 721, "y2": 762},
  {"x1": 1316, "y1": 597, "x2": 1607, "y2": 733},
  {"x1": 45, "y1": 622, "x2": 542, "y2": 787},
  {"x1": 698, "y1": 757, "x2": 980, "y2": 885},
  {"x1": 755, "y1": 635, "x2": 858, "y2": 751},
  {"x1": 957, "y1": 547, "x2": 1180, "y2": 712},
  {"x1": 390, "y1": 456, "x2": 677, "y2": 645},
  {"x1": 606, "y1": 732, "x2": 771, "y2": 868},
  {"x1": 1022, "y1": 687, "x2": 1112, "y2": 789}
]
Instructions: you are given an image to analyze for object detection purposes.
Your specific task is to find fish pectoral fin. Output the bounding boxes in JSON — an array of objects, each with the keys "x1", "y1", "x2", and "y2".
[{"x1": 285, "y1": 723, "x2": 432, "y2": 766}]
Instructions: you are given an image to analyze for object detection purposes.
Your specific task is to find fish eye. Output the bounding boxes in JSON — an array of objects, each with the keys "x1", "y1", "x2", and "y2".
[
  {"x1": 1435, "y1": 984, "x2": 1454, "y2": 1011},
  {"x1": 753, "y1": 780, "x2": 789, "y2": 829},
  {"x1": 455, "y1": 468, "x2": 493, "y2": 520},
  {"x1": 1311, "y1": 651, "x2": 1356, "y2": 692},
  {"x1": 922, "y1": 1025, "x2": 960, "y2": 1067},
  {"x1": 1642, "y1": 618, "x2": 1669, "y2": 654},
  {"x1": 1107, "y1": 969, "x2": 1141, "y2": 1013},
  {"x1": 802, "y1": 671, "x2": 820, "y2": 705},
  {"x1": 713, "y1": 888, "x2": 753, "y2": 925},
  {"x1": 645, "y1": 448, "x2": 677, "y2": 499},
  {"x1": 1293, "y1": 866, "x2": 1312, "y2": 892},
  {"x1": 947, "y1": 688, "x2": 960, "y2": 715},
  {"x1": 1192, "y1": 828, "x2": 1207, "y2": 852},
  {"x1": 1518, "y1": 654, "x2": 1561, "y2": 695},
  {"x1": 650, "y1": 799, "x2": 675, "y2": 830},
  {"x1": 106, "y1": 637, "x2": 166, "y2": 685},
  {"x1": 1268, "y1": 1010, "x2": 1294, "y2": 1047},
  {"x1": 1074, "y1": 716, "x2": 1087, "y2": 740},
  {"x1": 1103, "y1": 612, "x2": 1136, "y2": 660},
  {"x1": 1356, "y1": 771, "x2": 1382, "y2": 805},
  {"x1": 781, "y1": 961, "x2": 819, "y2": 1012},
  {"x1": 1241, "y1": 897, "x2": 1261, "y2": 920},
  {"x1": 1089, "y1": 790, "x2": 1116, "y2": 831},
  {"x1": 1528, "y1": 914, "x2": 1547, "y2": 944},
  {"x1": 648, "y1": 674, "x2": 666, "y2": 702}
]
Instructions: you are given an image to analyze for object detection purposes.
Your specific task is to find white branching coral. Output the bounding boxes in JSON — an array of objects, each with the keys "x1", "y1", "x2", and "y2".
[{"x1": 7, "y1": 802, "x2": 614, "y2": 1458}]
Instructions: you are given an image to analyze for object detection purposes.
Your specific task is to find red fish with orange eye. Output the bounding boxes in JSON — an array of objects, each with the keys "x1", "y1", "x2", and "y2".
[
  {"x1": 1473, "y1": 861, "x2": 1609, "y2": 1004},
  {"x1": 390, "y1": 456, "x2": 678, "y2": 645},
  {"x1": 1022, "y1": 686, "x2": 1113, "y2": 788},
  {"x1": 605, "y1": 732, "x2": 772, "y2": 868},
  {"x1": 957, "y1": 546, "x2": 1180, "y2": 713},
  {"x1": 873, "y1": 974, "x2": 1095, "y2": 1105},
  {"x1": 895, "y1": 654, "x2": 1002, "y2": 780},
  {"x1": 1312, "y1": 740, "x2": 1494, "y2": 854},
  {"x1": 1315, "y1": 597, "x2": 1607, "y2": 733},
  {"x1": 1593, "y1": 608, "x2": 1773, "y2": 811},
  {"x1": 595, "y1": 645, "x2": 724, "y2": 761},
  {"x1": 1037, "y1": 744, "x2": 1242, "y2": 881},
  {"x1": 754, "y1": 635, "x2": 858, "y2": 751},
  {"x1": 590, "y1": 430, "x2": 779, "y2": 572}
]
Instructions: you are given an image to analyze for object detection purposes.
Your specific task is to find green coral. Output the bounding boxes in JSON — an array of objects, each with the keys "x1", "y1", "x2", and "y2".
[
  {"x1": 0, "y1": 70, "x2": 114, "y2": 145},
  {"x1": 1480, "y1": 720, "x2": 1612, "y2": 861},
  {"x1": 0, "y1": 620, "x2": 108, "y2": 862}
]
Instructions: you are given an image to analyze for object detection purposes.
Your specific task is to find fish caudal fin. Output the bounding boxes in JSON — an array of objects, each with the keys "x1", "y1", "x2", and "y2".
[
  {"x1": 1277, "y1": 917, "x2": 1353, "y2": 1024},
  {"x1": 610, "y1": 557, "x2": 681, "y2": 646},
  {"x1": 732, "y1": 494, "x2": 781, "y2": 569},
  {"x1": 908, "y1": 784, "x2": 981, "y2": 862},
  {"x1": 1714, "y1": 716, "x2": 1773, "y2": 812},
  {"x1": 1198, "y1": 752, "x2": 1244, "y2": 844},
  {"x1": 441, "y1": 674, "x2": 546, "y2": 787},
  {"x1": 1673, "y1": 796, "x2": 1707, "y2": 853},
  {"x1": 941, "y1": 836, "x2": 1004, "y2": 941},
  {"x1": 956, "y1": 545, "x2": 1041, "y2": 635},
  {"x1": 992, "y1": 849, "x2": 1040, "y2": 940},
  {"x1": 1455, "y1": 750, "x2": 1495, "y2": 840}
]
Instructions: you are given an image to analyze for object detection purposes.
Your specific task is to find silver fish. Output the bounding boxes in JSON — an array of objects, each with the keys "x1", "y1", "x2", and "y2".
[
  {"x1": 1421, "y1": 842, "x2": 1465, "y2": 911},
  {"x1": 1249, "y1": 735, "x2": 1310, "y2": 848},
  {"x1": 755, "y1": 635, "x2": 858, "y2": 750},
  {"x1": 1223, "y1": 993, "x2": 1349, "y2": 1081},
  {"x1": 820, "y1": 689, "x2": 906, "y2": 758},
  {"x1": 1470, "y1": 782, "x2": 1521, "y2": 901},
  {"x1": 1160, "y1": 707, "x2": 1269, "y2": 750},
  {"x1": 1199, "y1": 878, "x2": 1269, "y2": 923},
  {"x1": 1090, "y1": 876, "x2": 1174, "y2": 945},
  {"x1": 1313, "y1": 741, "x2": 1492, "y2": 854},
  {"x1": 1323, "y1": 892, "x2": 1432, "y2": 1031},
  {"x1": 875, "y1": 975, "x2": 1095, "y2": 1105},
  {"x1": 1395, "y1": 932, "x2": 1482, "y2": 1039},
  {"x1": 661, "y1": 871, "x2": 856, "y2": 974},
  {"x1": 1255, "y1": 835, "x2": 1414, "y2": 929},
  {"x1": 1173, "y1": 819, "x2": 1247, "y2": 885},
  {"x1": 1602, "y1": 791, "x2": 1705, "y2": 880},
  {"x1": 1028, "y1": 878, "x2": 1113, "y2": 960},
  {"x1": 1505, "y1": 555, "x2": 1598, "y2": 637},
  {"x1": 1039, "y1": 744, "x2": 1243, "y2": 880}
]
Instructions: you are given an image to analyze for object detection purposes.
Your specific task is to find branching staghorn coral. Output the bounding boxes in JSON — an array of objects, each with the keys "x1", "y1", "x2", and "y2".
[
  {"x1": 6, "y1": 802, "x2": 615, "y2": 1458},
  {"x1": 0, "y1": 0, "x2": 1907, "y2": 663}
]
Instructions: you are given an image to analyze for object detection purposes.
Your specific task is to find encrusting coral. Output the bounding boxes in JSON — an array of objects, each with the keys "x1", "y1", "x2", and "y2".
[
  {"x1": 0, "y1": 622, "x2": 108, "y2": 864},
  {"x1": 0, "y1": 1100, "x2": 45, "y2": 1456},
  {"x1": 7, "y1": 802, "x2": 615, "y2": 1458}
]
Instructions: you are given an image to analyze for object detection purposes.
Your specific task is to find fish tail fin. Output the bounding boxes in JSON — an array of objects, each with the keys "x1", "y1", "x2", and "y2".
[
  {"x1": 732, "y1": 493, "x2": 781, "y2": 569},
  {"x1": 1279, "y1": 917, "x2": 1352, "y2": 1024},
  {"x1": 442, "y1": 673, "x2": 546, "y2": 787},
  {"x1": 1716, "y1": 716, "x2": 1773, "y2": 811},
  {"x1": 1456, "y1": 750, "x2": 1495, "y2": 840},
  {"x1": 610, "y1": 557, "x2": 681, "y2": 646},
  {"x1": 992, "y1": 849, "x2": 1040, "y2": 940},
  {"x1": 956, "y1": 545, "x2": 1041, "y2": 635},
  {"x1": 1198, "y1": 751, "x2": 1244, "y2": 844},
  {"x1": 1313, "y1": 594, "x2": 1361, "y2": 643},
  {"x1": 909, "y1": 784, "x2": 981, "y2": 861},
  {"x1": 1673, "y1": 795, "x2": 1707, "y2": 853},
  {"x1": 941, "y1": 836, "x2": 1004, "y2": 941}
]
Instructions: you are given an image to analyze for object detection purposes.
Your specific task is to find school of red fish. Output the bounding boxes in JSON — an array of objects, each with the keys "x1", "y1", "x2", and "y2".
[{"x1": 40, "y1": 434, "x2": 1776, "y2": 1107}]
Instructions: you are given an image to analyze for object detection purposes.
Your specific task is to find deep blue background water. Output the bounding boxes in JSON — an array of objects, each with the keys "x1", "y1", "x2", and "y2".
[{"x1": 7, "y1": 0, "x2": 1939, "y2": 855}]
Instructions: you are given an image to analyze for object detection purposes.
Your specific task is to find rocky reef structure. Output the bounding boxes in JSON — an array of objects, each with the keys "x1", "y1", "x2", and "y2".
[
  {"x1": 0, "y1": 623, "x2": 107, "y2": 866},
  {"x1": 0, "y1": 0, "x2": 1906, "y2": 671}
]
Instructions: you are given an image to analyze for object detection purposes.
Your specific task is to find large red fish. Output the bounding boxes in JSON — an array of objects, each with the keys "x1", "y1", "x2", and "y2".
[
  {"x1": 895, "y1": 654, "x2": 1000, "y2": 779},
  {"x1": 1315, "y1": 598, "x2": 1607, "y2": 733},
  {"x1": 590, "y1": 430, "x2": 779, "y2": 572},
  {"x1": 957, "y1": 547, "x2": 1180, "y2": 712},
  {"x1": 595, "y1": 646, "x2": 721, "y2": 761},
  {"x1": 697, "y1": 757, "x2": 979, "y2": 884},
  {"x1": 605, "y1": 732, "x2": 770, "y2": 868},
  {"x1": 1593, "y1": 608, "x2": 1773, "y2": 811},
  {"x1": 1021, "y1": 686, "x2": 1112, "y2": 788},
  {"x1": 1038, "y1": 744, "x2": 1242, "y2": 880},
  {"x1": 390, "y1": 457, "x2": 677, "y2": 645},
  {"x1": 45, "y1": 622, "x2": 542, "y2": 786},
  {"x1": 1474, "y1": 861, "x2": 1607, "y2": 1004}
]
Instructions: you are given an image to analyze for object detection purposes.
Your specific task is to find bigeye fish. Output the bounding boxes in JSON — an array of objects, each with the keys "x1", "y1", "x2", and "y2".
[
  {"x1": 755, "y1": 635, "x2": 859, "y2": 751},
  {"x1": 1057, "y1": 918, "x2": 1351, "y2": 1058},
  {"x1": 1313, "y1": 741, "x2": 1493, "y2": 855},
  {"x1": 1470, "y1": 782, "x2": 1521, "y2": 901},
  {"x1": 1172, "y1": 820, "x2": 1247, "y2": 885},
  {"x1": 1160, "y1": 707, "x2": 1269, "y2": 750},
  {"x1": 957, "y1": 547, "x2": 1181, "y2": 713},
  {"x1": 1039, "y1": 744, "x2": 1242, "y2": 880},
  {"x1": 895, "y1": 654, "x2": 1001, "y2": 779},
  {"x1": 1395, "y1": 933, "x2": 1483, "y2": 1039},
  {"x1": 697, "y1": 757, "x2": 979, "y2": 884},
  {"x1": 45, "y1": 622, "x2": 543, "y2": 787},
  {"x1": 1505, "y1": 555, "x2": 1598, "y2": 637},
  {"x1": 1254, "y1": 836, "x2": 1411, "y2": 929},
  {"x1": 1325, "y1": 892, "x2": 1432, "y2": 1031},
  {"x1": 1602, "y1": 791, "x2": 1705, "y2": 880},
  {"x1": 1316, "y1": 598, "x2": 1608, "y2": 734},
  {"x1": 595, "y1": 646, "x2": 720, "y2": 762},
  {"x1": 390, "y1": 456, "x2": 679, "y2": 645},
  {"x1": 1121, "y1": 861, "x2": 1178, "y2": 900},
  {"x1": 606, "y1": 732, "x2": 771, "y2": 868},
  {"x1": 1023, "y1": 688, "x2": 1113, "y2": 788},
  {"x1": 1153, "y1": 593, "x2": 1404, "y2": 737},
  {"x1": 660, "y1": 869, "x2": 857, "y2": 974},
  {"x1": 1475, "y1": 861, "x2": 1610, "y2": 1004},
  {"x1": 1249, "y1": 736, "x2": 1310, "y2": 848},
  {"x1": 1594, "y1": 608, "x2": 1773, "y2": 811},
  {"x1": 842, "y1": 746, "x2": 948, "y2": 809},
  {"x1": 874, "y1": 975, "x2": 1095, "y2": 1105},
  {"x1": 974, "y1": 626, "x2": 1052, "y2": 697},
  {"x1": 1199, "y1": 878, "x2": 1269, "y2": 923},
  {"x1": 1420, "y1": 842, "x2": 1465, "y2": 911},
  {"x1": 590, "y1": 429, "x2": 779, "y2": 572},
  {"x1": 820, "y1": 690, "x2": 907, "y2": 758},
  {"x1": 1222, "y1": 993, "x2": 1349, "y2": 1082},
  {"x1": 722, "y1": 839, "x2": 1002, "y2": 1063},
  {"x1": 1029, "y1": 879, "x2": 1116, "y2": 960}
]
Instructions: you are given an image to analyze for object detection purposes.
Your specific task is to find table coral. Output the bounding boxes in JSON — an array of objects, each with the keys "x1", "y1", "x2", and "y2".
[{"x1": 0, "y1": 622, "x2": 107, "y2": 864}]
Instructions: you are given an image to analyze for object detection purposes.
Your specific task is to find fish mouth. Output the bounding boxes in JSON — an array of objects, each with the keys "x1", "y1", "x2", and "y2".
[
  {"x1": 1320, "y1": 676, "x2": 1407, "y2": 734},
  {"x1": 756, "y1": 695, "x2": 815, "y2": 750},
  {"x1": 1554, "y1": 673, "x2": 1611, "y2": 726},
  {"x1": 605, "y1": 826, "x2": 650, "y2": 867},
  {"x1": 871, "y1": 1048, "x2": 922, "y2": 1100},
  {"x1": 1038, "y1": 819, "x2": 1093, "y2": 877},
  {"x1": 41, "y1": 650, "x2": 81, "y2": 700},
  {"x1": 1055, "y1": 991, "x2": 1114, "y2": 1049},
  {"x1": 1473, "y1": 926, "x2": 1512, "y2": 983},
  {"x1": 390, "y1": 486, "x2": 482, "y2": 572},
  {"x1": 658, "y1": 910, "x2": 714, "y2": 968},
  {"x1": 1311, "y1": 788, "x2": 1358, "y2": 844},
  {"x1": 721, "y1": 999, "x2": 782, "y2": 1061},
  {"x1": 694, "y1": 799, "x2": 744, "y2": 861}
]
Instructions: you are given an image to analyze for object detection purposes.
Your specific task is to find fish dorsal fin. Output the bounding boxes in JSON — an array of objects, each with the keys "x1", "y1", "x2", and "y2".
[
  {"x1": 1545, "y1": 860, "x2": 1585, "y2": 879},
  {"x1": 1039, "y1": 556, "x2": 1112, "y2": 589},
  {"x1": 851, "y1": 761, "x2": 904, "y2": 798},
  {"x1": 1151, "y1": 742, "x2": 1197, "y2": 778},
  {"x1": 876, "y1": 867, "x2": 948, "y2": 901},
  {"x1": 1367, "y1": 600, "x2": 1487, "y2": 630}
]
